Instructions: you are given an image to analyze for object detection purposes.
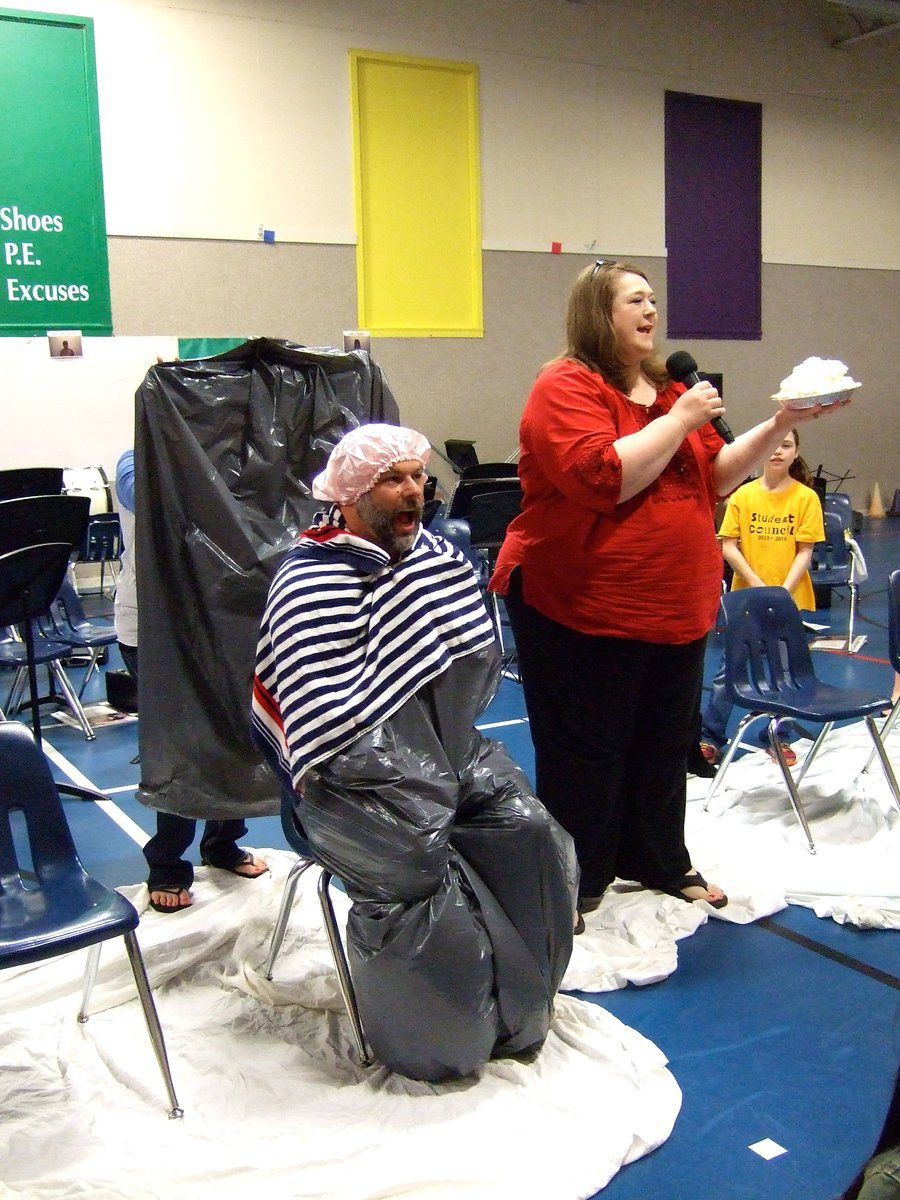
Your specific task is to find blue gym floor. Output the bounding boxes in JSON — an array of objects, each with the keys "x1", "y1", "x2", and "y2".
[{"x1": 11, "y1": 517, "x2": 900, "y2": 1200}]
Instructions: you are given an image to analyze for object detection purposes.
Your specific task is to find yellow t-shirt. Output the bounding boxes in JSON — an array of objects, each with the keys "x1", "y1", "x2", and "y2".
[{"x1": 718, "y1": 477, "x2": 825, "y2": 611}]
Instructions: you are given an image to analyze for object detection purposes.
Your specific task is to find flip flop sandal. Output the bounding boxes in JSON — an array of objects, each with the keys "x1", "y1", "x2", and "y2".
[
  {"x1": 201, "y1": 851, "x2": 269, "y2": 878},
  {"x1": 767, "y1": 741, "x2": 797, "y2": 767},
  {"x1": 659, "y1": 871, "x2": 728, "y2": 910},
  {"x1": 699, "y1": 741, "x2": 722, "y2": 766},
  {"x1": 148, "y1": 884, "x2": 192, "y2": 914}
]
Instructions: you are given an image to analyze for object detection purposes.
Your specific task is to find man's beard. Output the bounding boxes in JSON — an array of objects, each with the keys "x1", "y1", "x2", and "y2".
[{"x1": 355, "y1": 492, "x2": 422, "y2": 559}]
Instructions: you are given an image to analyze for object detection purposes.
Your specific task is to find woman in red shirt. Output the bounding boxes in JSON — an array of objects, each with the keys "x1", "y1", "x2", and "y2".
[{"x1": 491, "y1": 260, "x2": 847, "y2": 930}]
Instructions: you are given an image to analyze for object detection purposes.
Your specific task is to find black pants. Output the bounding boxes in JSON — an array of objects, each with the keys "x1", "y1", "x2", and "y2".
[
  {"x1": 119, "y1": 641, "x2": 250, "y2": 889},
  {"x1": 504, "y1": 570, "x2": 705, "y2": 899}
]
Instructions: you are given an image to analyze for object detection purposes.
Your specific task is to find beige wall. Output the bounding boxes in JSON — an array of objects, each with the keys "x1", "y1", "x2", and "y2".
[{"x1": 2, "y1": 0, "x2": 898, "y2": 508}]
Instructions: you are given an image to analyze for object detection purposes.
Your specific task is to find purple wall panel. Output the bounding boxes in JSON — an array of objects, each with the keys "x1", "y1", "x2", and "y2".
[{"x1": 665, "y1": 91, "x2": 762, "y2": 340}]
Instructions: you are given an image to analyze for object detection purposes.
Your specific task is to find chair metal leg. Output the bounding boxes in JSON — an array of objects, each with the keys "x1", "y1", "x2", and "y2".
[
  {"x1": 122, "y1": 930, "x2": 184, "y2": 1118},
  {"x1": 49, "y1": 660, "x2": 95, "y2": 740},
  {"x1": 77, "y1": 647, "x2": 103, "y2": 698},
  {"x1": 861, "y1": 700, "x2": 899, "y2": 776},
  {"x1": 768, "y1": 717, "x2": 816, "y2": 853},
  {"x1": 78, "y1": 943, "x2": 102, "y2": 1020},
  {"x1": 847, "y1": 578, "x2": 858, "y2": 652},
  {"x1": 6, "y1": 666, "x2": 27, "y2": 716},
  {"x1": 794, "y1": 720, "x2": 834, "y2": 786},
  {"x1": 488, "y1": 589, "x2": 504, "y2": 649},
  {"x1": 318, "y1": 871, "x2": 372, "y2": 1068},
  {"x1": 77, "y1": 934, "x2": 183, "y2": 1118},
  {"x1": 863, "y1": 715, "x2": 900, "y2": 815},
  {"x1": 263, "y1": 856, "x2": 315, "y2": 980},
  {"x1": 702, "y1": 711, "x2": 767, "y2": 809}
]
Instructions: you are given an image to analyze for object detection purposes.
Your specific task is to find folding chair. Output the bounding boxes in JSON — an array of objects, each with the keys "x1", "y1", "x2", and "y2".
[
  {"x1": 263, "y1": 791, "x2": 372, "y2": 1068},
  {"x1": 702, "y1": 587, "x2": 900, "y2": 853},
  {"x1": 0, "y1": 619, "x2": 95, "y2": 741},
  {"x1": 810, "y1": 510, "x2": 861, "y2": 652},
  {"x1": 468, "y1": 488, "x2": 523, "y2": 671},
  {"x1": 0, "y1": 496, "x2": 97, "y2": 742},
  {"x1": 43, "y1": 574, "x2": 117, "y2": 697},
  {"x1": 0, "y1": 722, "x2": 182, "y2": 1118},
  {"x1": 861, "y1": 569, "x2": 900, "y2": 777},
  {"x1": 76, "y1": 512, "x2": 123, "y2": 597}
]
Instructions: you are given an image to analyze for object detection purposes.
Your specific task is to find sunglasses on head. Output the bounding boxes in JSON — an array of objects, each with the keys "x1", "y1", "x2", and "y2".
[{"x1": 590, "y1": 258, "x2": 613, "y2": 279}]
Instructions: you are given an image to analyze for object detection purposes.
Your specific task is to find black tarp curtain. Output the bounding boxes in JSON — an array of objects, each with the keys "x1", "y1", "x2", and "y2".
[{"x1": 134, "y1": 338, "x2": 399, "y2": 820}]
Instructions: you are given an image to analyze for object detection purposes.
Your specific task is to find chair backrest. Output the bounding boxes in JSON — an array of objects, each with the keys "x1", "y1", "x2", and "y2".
[
  {"x1": 823, "y1": 492, "x2": 853, "y2": 531},
  {"x1": 78, "y1": 512, "x2": 122, "y2": 563},
  {"x1": 0, "y1": 723, "x2": 82, "y2": 891},
  {"x1": 810, "y1": 511, "x2": 851, "y2": 583},
  {"x1": 721, "y1": 586, "x2": 816, "y2": 703},
  {"x1": 888, "y1": 569, "x2": 900, "y2": 676},
  {"x1": 467, "y1": 488, "x2": 523, "y2": 550},
  {"x1": 55, "y1": 573, "x2": 90, "y2": 627},
  {"x1": 0, "y1": 467, "x2": 64, "y2": 501}
]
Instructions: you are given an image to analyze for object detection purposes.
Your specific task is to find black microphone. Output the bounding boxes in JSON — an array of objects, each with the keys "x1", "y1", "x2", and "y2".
[{"x1": 665, "y1": 351, "x2": 735, "y2": 444}]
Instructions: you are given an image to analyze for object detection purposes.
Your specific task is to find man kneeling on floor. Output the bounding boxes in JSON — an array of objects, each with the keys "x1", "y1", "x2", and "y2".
[{"x1": 251, "y1": 424, "x2": 578, "y2": 1082}]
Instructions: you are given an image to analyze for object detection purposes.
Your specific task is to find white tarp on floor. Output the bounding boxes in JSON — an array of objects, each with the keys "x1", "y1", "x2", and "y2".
[
  {"x1": 3, "y1": 719, "x2": 896, "y2": 1197},
  {"x1": 565, "y1": 719, "x2": 900, "y2": 992},
  {"x1": 0, "y1": 851, "x2": 681, "y2": 1200},
  {"x1": 685, "y1": 718, "x2": 900, "y2": 930}
]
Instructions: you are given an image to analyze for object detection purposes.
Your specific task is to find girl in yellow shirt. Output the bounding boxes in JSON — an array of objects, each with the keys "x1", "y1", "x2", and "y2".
[{"x1": 700, "y1": 427, "x2": 825, "y2": 766}]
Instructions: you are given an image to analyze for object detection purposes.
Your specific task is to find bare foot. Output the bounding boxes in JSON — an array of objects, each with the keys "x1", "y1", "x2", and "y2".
[
  {"x1": 682, "y1": 869, "x2": 726, "y2": 906},
  {"x1": 148, "y1": 885, "x2": 192, "y2": 912},
  {"x1": 229, "y1": 853, "x2": 268, "y2": 878},
  {"x1": 681, "y1": 880, "x2": 726, "y2": 904}
]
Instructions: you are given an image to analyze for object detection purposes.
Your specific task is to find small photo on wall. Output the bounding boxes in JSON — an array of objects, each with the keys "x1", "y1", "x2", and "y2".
[
  {"x1": 343, "y1": 330, "x2": 371, "y2": 353},
  {"x1": 48, "y1": 330, "x2": 83, "y2": 359}
]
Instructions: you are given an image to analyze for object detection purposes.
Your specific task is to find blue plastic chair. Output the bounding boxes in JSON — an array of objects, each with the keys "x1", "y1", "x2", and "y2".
[
  {"x1": 811, "y1": 510, "x2": 860, "y2": 651},
  {"x1": 43, "y1": 574, "x2": 117, "y2": 697},
  {"x1": 702, "y1": 586, "x2": 900, "y2": 852},
  {"x1": 0, "y1": 722, "x2": 182, "y2": 1117},
  {"x1": 862, "y1": 569, "x2": 900, "y2": 777},
  {"x1": 823, "y1": 491, "x2": 854, "y2": 532},
  {"x1": 263, "y1": 789, "x2": 371, "y2": 1067}
]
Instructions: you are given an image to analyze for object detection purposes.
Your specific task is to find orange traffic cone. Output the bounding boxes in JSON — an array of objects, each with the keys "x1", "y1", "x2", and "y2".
[{"x1": 868, "y1": 482, "x2": 886, "y2": 518}]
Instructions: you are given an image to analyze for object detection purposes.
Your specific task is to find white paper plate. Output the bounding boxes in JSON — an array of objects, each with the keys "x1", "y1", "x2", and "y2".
[{"x1": 772, "y1": 380, "x2": 862, "y2": 410}]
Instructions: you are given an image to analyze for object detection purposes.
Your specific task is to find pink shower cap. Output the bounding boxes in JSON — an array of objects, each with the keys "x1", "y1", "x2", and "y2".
[{"x1": 312, "y1": 424, "x2": 432, "y2": 505}]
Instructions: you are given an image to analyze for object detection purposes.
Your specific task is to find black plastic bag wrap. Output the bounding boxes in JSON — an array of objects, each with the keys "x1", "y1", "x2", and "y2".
[
  {"x1": 134, "y1": 339, "x2": 399, "y2": 820},
  {"x1": 297, "y1": 645, "x2": 579, "y2": 1081}
]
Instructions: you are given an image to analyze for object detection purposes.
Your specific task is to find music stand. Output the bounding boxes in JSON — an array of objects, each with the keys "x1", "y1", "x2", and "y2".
[
  {"x1": 447, "y1": 475, "x2": 522, "y2": 521},
  {"x1": 0, "y1": 467, "x2": 64, "y2": 501}
]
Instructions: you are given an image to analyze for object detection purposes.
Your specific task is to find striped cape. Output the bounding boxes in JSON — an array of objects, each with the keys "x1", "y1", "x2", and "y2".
[{"x1": 252, "y1": 508, "x2": 496, "y2": 788}]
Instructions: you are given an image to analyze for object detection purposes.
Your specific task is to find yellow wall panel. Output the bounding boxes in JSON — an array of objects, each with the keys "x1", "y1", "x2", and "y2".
[{"x1": 351, "y1": 51, "x2": 483, "y2": 337}]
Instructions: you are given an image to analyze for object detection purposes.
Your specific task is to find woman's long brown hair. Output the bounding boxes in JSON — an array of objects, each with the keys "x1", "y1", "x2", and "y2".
[{"x1": 560, "y1": 260, "x2": 669, "y2": 393}]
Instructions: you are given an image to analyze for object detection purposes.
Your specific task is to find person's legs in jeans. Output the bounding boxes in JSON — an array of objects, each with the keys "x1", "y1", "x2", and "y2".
[
  {"x1": 700, "y1": 652, "x2": 731, "y2": 750},
  {"x1": 144, "y1": 811, "x2": 198, "y2": 904},
  {"x1": 199, "y1": 819, "x2": 265, "y2": 874}
]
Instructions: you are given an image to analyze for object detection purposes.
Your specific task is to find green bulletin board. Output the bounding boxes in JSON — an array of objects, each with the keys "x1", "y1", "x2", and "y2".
[{"x1": 0, "y1": 7, "x2": 111, "y2": 336}]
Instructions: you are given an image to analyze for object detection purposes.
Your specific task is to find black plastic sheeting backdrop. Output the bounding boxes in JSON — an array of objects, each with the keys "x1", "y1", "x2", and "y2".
[{"x1": 133, "y1": 339, "x2": 399, "y2": 821}]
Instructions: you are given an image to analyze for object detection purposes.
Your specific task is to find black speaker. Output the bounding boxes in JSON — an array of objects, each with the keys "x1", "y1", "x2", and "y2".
[{"x1": 106, "y1": 669, "x2": 138, "y2": 712}]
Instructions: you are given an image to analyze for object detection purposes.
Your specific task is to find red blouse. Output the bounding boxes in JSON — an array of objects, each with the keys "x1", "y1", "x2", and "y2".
[{"x1": 490, "y1": 357, "x2": 725, "y2": 644}]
